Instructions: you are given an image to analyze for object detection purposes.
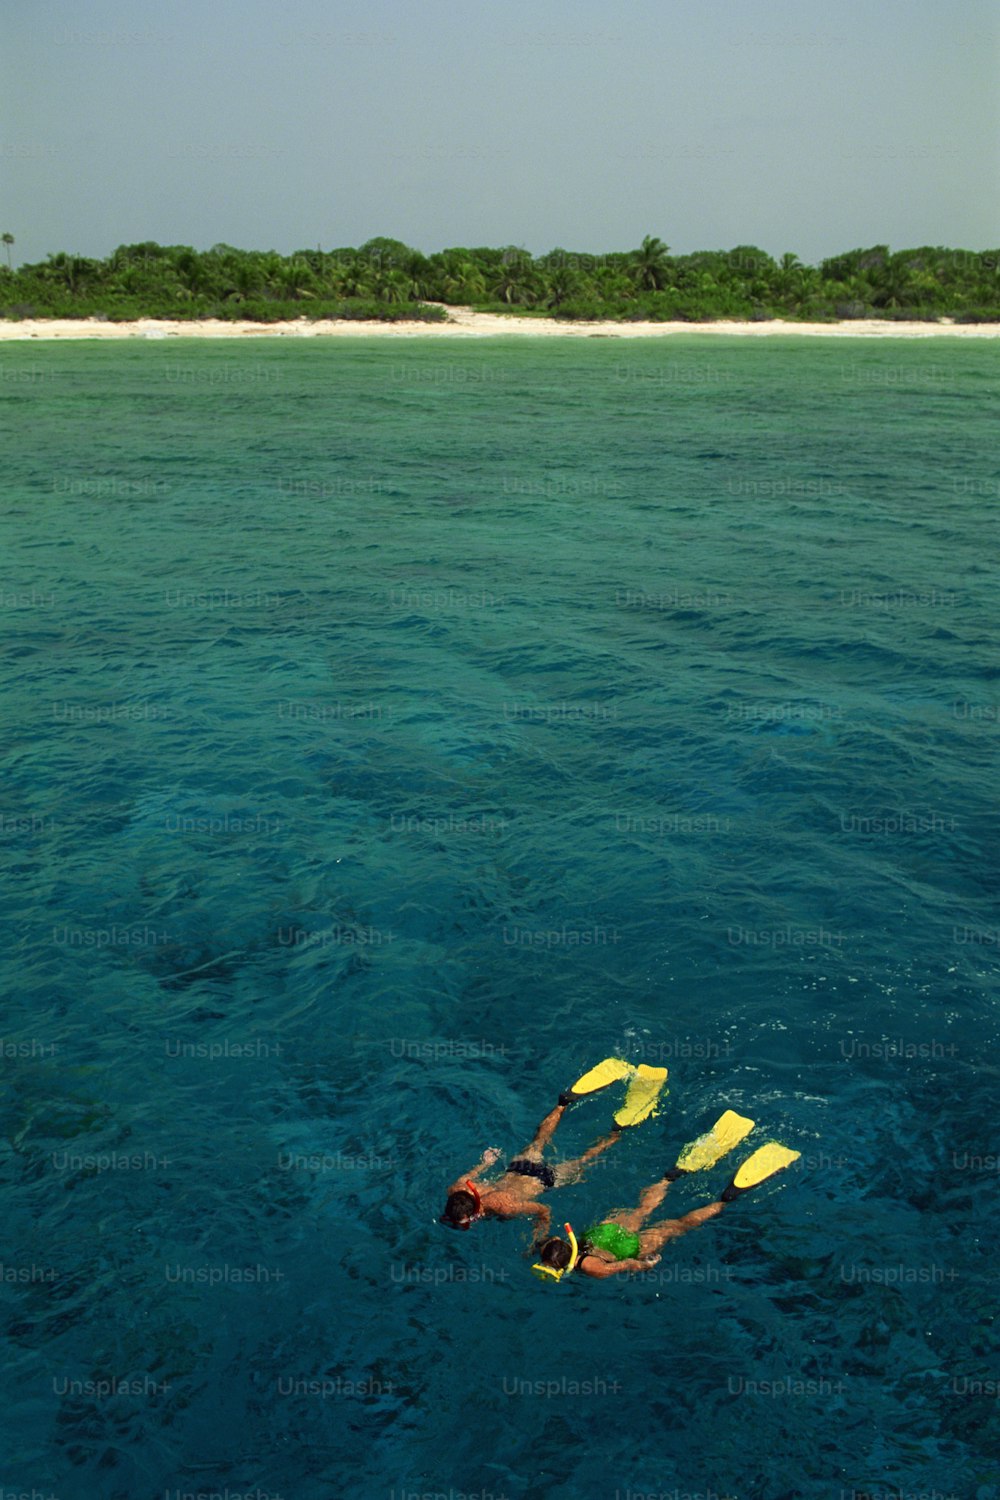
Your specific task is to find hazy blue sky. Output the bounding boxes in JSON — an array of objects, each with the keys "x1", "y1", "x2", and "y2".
[{"x1": 3, "y1": 0, "x2": 998, "y2": 266}]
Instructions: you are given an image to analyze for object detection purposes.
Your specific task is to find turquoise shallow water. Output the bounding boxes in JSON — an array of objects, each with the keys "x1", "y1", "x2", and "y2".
[{"x1": 1, "y1": 334, "x2": 999, "y2": 1499}]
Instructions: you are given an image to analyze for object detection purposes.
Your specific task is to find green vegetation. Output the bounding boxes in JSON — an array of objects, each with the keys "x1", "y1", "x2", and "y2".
[{"x1": 1, "y1": 236, "x2": 998, "y2": 322}]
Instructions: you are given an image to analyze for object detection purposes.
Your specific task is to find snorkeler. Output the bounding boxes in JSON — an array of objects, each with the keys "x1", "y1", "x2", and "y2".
[
  {"x1": 439, "y1": 1058, "x2": 667, "y2": 1235},
  {"x1": 532, "y1": 1114, "x2": 800, "y2": 1282}
]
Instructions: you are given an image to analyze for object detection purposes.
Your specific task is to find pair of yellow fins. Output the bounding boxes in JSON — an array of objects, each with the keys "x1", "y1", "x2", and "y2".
[{"x1": 563, "y1": 1055, "x2": 800, "y2": 1193}]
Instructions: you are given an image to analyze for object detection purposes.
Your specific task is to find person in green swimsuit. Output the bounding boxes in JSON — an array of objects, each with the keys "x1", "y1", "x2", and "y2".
[
  {"x1": 545, "y1": 1174, "x2": 724, "y2": 1278},
  {"x1": 532, "y1": 1139, "x2": 799, "y2": 1280}
]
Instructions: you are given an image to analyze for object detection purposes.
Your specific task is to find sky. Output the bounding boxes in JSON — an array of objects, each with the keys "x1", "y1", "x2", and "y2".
[{"x1": 2, "y1": 0, "x2": 998, "y2": 268}]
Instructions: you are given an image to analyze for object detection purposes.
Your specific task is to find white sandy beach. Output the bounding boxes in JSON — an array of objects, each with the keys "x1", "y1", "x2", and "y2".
[{"x1": 1, "y1": 307, "x2": 998, "y2": 339}]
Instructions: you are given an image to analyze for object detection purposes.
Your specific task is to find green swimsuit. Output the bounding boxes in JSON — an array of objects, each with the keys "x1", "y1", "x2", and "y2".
[{"x1": 581, "y1": 1222, "x2": 641, "y2": 1261}]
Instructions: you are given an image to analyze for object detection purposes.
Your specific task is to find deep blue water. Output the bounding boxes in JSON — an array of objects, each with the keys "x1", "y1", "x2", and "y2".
[{"x1": 1, "y1": 334, "x2": 998, "y2": 1500}]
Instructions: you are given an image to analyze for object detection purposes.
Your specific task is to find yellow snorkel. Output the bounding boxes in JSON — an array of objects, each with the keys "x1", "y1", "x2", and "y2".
[{"x1": 531, "y1": 1223, "x2": 579, "y2": 1284}]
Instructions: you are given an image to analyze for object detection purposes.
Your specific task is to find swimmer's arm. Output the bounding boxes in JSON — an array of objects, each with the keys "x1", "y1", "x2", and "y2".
[
  {"x1": 448, "y1": 1146, "x2": 502, "y2": 1193},
  {"x1": 580, "y1": 1254, "x2": 658, "y2": 1279},
  {"x1": 513, "y1": 1200, "x2": 551, "y2": 1234}
]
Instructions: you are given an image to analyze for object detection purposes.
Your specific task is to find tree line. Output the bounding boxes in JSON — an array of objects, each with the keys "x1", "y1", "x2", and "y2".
[{"x1": 1, "y1": 235, "x2": 998, "y2": 322}]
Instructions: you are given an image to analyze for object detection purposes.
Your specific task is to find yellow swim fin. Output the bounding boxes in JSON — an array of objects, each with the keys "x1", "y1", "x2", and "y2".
[
  {"x1": 668, "y1": 1109, "x2": 755, "y2": 1179},
  {"x1": 614, "y1": 1064, "x2": 668, "y2": 1128},
  {"x1": 560, "y1": 1056, "x2": 632, "y2": 1104},
  {"x1": 721, "y1": 1142, "x2": 800, "y2": 1201}
]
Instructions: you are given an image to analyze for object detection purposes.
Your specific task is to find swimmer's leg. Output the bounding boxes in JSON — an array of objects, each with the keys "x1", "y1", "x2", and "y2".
[
  {"x1": 638, "y1": 1199, "x2": 726, "y2": 1254},
  {"x1": 551, "y1": 1126, "x2": 622, "y2": 1186},
  {"x1": 516, "y1": 1102, "x2": 568, "y2": 1160},
  {"x1": 609, "y1": 1173, "x2": 679, "y2": 1233}
]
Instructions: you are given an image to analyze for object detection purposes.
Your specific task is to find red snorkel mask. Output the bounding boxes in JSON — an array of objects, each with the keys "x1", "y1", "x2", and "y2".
[
  {"x1": 460, "y1": 1180, "x2": 482, "y2": 1229},
  {"x1": 440, "y1": 1180, "x2": 483, "y2": 1231}
]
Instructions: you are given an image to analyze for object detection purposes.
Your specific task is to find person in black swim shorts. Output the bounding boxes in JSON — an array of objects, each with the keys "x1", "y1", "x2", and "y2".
[{"x1": 439, "y1": 1098, "x2": 620, "y2": 1235}]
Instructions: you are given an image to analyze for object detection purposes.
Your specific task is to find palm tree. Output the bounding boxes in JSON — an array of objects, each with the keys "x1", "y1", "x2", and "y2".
[
  {"x1": 594, "y1": 266, "x2": 637, "y2": 303},
  {"x1": 340, "y1": 259, "x2": 377, "y2": 298},
  {"x1": 632, "y1": 235, "x2": 671, "y2": 292},
  {"x1": 45, "y1": 252, "x2": 97, "y2": 294},
  {"x1": 275, "y1": 259, "x2": 317, "y2": 300},
  {"x1": 773, "y1": 252, "x2": 811, "y2": 306},
  {"x1": 174, "y1": 248, "x2": 214, "y2": 297},
  {"x1": 1, "y1": 233, "x2": 13, "y2": 270},
  {"x1": 224, "y1": 255, "x2": 262, "y2": 302},
  {"x1": 257, "y1": 252, "x2": 287, "y2": 297},
  {"x1": 831, "y1": 274, "x2": 872, "y2": 319},
  {"x1": 439, "y1": 259, "x2": 487, "y2": 304},
  {"x1": 372, "y1": 268, "x2": 412, "y2": 304},
  {"x1": 869, "y1": 254, "x2": 915, "y2": 311},
  {"x1": 543, "y1": 265, "x2": 585, "y2": 309},
  {"x1": 491, "y1": 249, "x2": 538, "y2": 306}
]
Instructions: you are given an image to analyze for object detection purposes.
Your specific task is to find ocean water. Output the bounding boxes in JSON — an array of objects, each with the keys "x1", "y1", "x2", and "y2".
[{"x1": 1, "y1": 334, "x2": 998, "y2": 1500}]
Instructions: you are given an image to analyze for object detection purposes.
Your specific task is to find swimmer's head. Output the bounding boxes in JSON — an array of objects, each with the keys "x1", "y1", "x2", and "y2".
[
  {"x1": 535, "y1": 1236, "x2": 573, "y2": 1271},
  {"x1": 531, "y1": 1223, "x2": 579, "y2": 1283},
  {"x1": 439, "y1": 1187, "x2": 479, "y2": 1231}
]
